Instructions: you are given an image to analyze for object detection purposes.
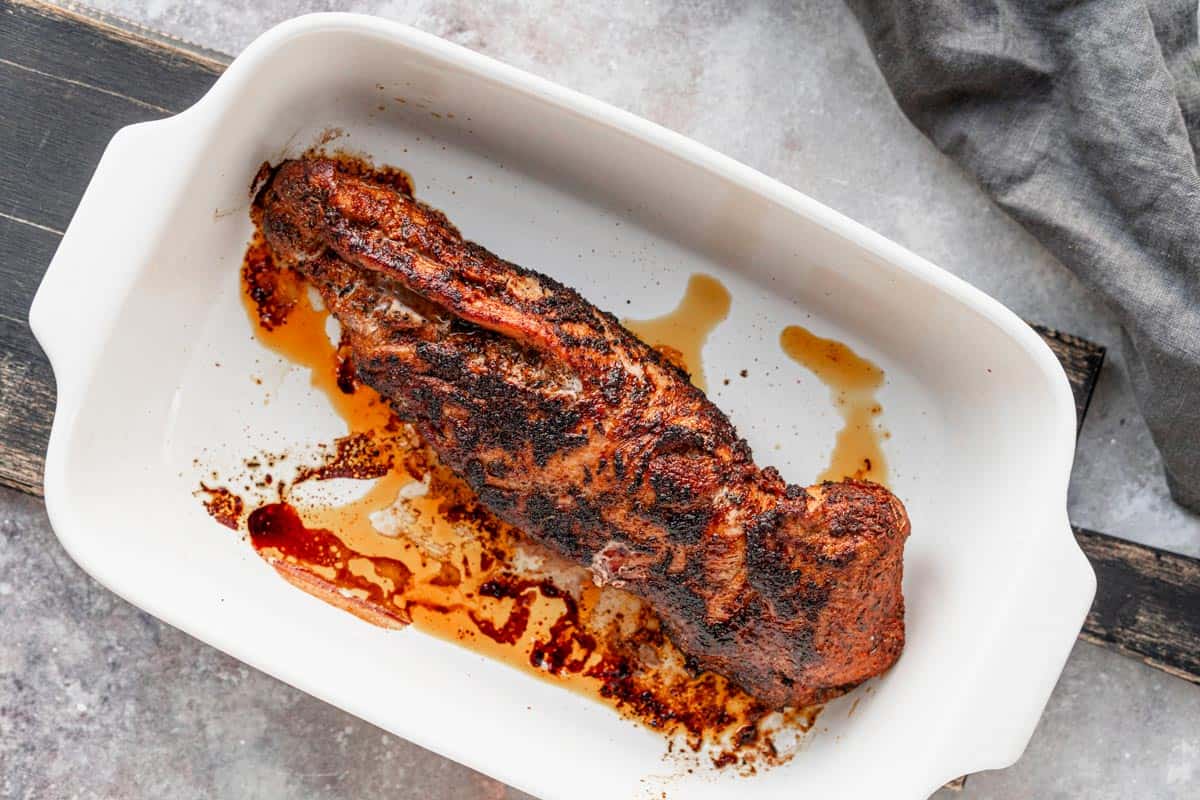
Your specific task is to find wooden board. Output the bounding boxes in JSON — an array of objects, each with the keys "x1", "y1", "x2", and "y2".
[
  {"x1": 1076, "y1": 527, "x2": 1200, "y2": 683},
  {"x1": 1, "y1": 0, "x2": 1196, "y2": 722}
]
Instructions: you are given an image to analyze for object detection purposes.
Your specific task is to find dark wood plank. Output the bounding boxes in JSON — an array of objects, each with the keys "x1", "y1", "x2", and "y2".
[
  {"x1": 0, "y1": 206, "x2": 53, "y2": 314},
  {"x1": 0, "y1": 0, "x2": 222, "y2": 233},
  {"x1": 0, "y1": 317, "x2": 56, "y2": 496},
  {"x1": 1076, "y1": 527, "x2": 1200, "y2": 685},
  {"x1": 0, "y1": 214, "x2": 59, "y2": 495},
  {"x1": 0, "y1": 55, "x2": 162, "y2": 231},
  {"x1": 2, "y1": 0, "x2": 224, "y2": 110}
]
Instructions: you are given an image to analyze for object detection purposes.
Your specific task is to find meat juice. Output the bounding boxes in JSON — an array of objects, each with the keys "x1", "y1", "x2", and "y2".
[
  {"x1": 625, "y1": 280, "x2": 890, "y2": 487},
  {"x1": 197, "y1": 157, "x2": 910, "y2": 773},
  {"x1": 622, "y1": 274, "x2": 731, "y2": 392},
  {"x1": 221, "y1": 227, "x2": 816, "y2": 773},
  {"x1": 779, "y1": 325, "x2": 889, "y2": 485}
]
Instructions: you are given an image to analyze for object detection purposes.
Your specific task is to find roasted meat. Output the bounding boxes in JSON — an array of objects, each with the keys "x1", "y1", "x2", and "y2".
[{"x1": 258, "y1": 157, "x2": 909, "y2": 708}]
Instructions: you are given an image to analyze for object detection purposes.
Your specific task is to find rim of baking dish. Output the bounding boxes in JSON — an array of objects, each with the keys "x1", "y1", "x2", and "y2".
[{"x1": 29, "y1": 13, "x2": 1095, "y2": 799}]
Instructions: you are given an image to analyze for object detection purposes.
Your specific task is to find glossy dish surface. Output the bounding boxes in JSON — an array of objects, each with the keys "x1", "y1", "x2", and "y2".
[{"x1": 30, "y1": 14, "x2": 1095, "y2": 800}]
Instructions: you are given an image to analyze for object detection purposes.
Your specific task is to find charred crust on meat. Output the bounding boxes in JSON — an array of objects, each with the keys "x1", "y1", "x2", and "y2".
[
  {"x1": 601, "y1": 366, "x2": 625, "y2": 405},
  {"x1": 654, "y1": 507, "x2": 711, "y2": 545},
  {"x1": 258, "y1": 157, "x2": 910, "y2": 709},
  {"x1": 477, "y1": 485, "x2": 517, "y2": 514}
]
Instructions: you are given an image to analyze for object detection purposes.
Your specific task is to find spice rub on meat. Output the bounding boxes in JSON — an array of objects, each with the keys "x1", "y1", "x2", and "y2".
[{"x1": 257, "y1": 157, "x2": 909, "y2": 709}]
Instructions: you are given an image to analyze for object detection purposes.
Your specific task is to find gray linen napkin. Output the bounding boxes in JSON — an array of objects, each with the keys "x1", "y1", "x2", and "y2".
[{"x1": 846, "y1": 0, "x2": 1200, "y2": 511}]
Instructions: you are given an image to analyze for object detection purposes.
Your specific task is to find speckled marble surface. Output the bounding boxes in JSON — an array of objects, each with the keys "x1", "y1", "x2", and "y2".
[{"x1": 4, "y1": 1, "x2": 1199, "y2": 797}]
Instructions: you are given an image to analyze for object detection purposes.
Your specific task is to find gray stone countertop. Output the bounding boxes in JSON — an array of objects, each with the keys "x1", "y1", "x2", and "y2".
[{"x1": 4, "y1": 1, "x2": 1199, "y2": 797}]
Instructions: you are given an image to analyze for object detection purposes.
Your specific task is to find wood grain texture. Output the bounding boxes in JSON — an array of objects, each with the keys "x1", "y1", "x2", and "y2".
[
  {"x1": 1, "y1": 0, "x2": 222, "y2": 232},
  {"x1": 1076, "y1": 527, "x2": 1200, "y2": 685},
  {"x1": 0, "y1": 0, "x2": 1196, "y2": 718},
  {"x1": 0, "y1": 214, "x2": 59, "y2": 495}
]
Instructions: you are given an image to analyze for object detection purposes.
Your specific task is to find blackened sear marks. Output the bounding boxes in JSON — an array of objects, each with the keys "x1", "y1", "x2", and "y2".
[
  {"x1": 662, "y1": 508, "x2": 711, "y2": 545},
  {"x1": 785, "y1": 484, "x2": 808, "y2": 501},
  {"x1": 650, "y1": 469, "x2": 695, "y2": 506},
  {"x1": 258, "y1": 157, "x2": 911, "y2": 710},
  {"x1": 745, "y1": 510, "x2": 784, "y2": 577},
  {"x1": 524, "y1": 493, "x2": 584, "y2": 559},
  {"x1": 465, "y1": 458, "x2": 486, "y2": 487},
  {"x1": 525, "y1": 493, "x2": 555, "y2": 525},
  {"x1": 370, "y1": 333, "x2": 587, "y2": 469},
  {"x1": 477, "y1": 484, "x2": 517, "y2": 514}
]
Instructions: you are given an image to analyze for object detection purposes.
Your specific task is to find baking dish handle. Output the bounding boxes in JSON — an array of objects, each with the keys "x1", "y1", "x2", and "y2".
[
  {"x1": 931, "y1": 510, "x2": 1096, "y2": 789},
  {"x1": 30, "y1": 117, "x2": 194, "y2": 408}
]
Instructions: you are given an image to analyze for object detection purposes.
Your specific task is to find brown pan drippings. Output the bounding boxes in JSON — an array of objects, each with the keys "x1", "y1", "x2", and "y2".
[
  {"x1": 780, "y1": 325, "x2": 889, "y2": 485},
  {"x1": 624, "y1": 279, "x2": 889, "y2": 486},
  {"x1": 623, "y1": 274, "x2": 731, "y2": 392},
  {"x1": 197, "y1": 156, "x2": 907, "y2": 772},
  {"x1": 205, "y1": 175, "x2": 826, "y2": 772}
]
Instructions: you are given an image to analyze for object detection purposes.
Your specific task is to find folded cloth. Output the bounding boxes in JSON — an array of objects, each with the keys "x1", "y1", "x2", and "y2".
[{"x1": 846, "y1": 0, "x2": 1200, "y2": 511}]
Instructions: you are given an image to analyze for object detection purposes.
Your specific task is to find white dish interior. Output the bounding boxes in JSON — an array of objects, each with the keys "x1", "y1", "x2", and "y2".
[{"x1": 31, "y1": 15, "x2": 1094, "y2": 800}]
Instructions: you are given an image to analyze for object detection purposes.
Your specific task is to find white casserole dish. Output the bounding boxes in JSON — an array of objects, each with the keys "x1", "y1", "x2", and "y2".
[{"x1": 29, "y1": 14, "x2": 1095, "y2": 799}]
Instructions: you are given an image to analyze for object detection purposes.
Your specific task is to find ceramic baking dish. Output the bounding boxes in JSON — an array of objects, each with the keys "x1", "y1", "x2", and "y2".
[{"x1": 30, "y1": 13, "x2": 1095, "y2": 799}]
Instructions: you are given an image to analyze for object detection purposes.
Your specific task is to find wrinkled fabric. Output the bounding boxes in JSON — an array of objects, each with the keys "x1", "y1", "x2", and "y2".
[{"x1": 846, "y1": 0, "x2": 1200, "y2": 511}]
